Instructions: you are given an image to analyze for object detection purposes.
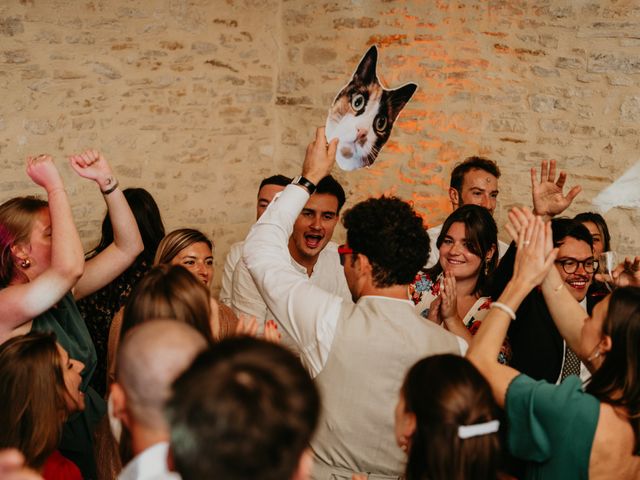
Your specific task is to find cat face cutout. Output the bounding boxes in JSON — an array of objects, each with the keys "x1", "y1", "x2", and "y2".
[{"x1": 325, "y1": 46, "x2": 417, "y2": 171}]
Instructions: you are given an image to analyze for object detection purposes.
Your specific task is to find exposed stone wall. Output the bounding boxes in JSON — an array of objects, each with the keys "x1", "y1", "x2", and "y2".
[{"x1": 1, "y1": 1, "x2": 638, "y2": 293}]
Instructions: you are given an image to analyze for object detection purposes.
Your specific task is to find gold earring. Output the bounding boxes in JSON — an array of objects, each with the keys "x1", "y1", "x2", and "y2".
[
  {"x1": 20, "y1": 258, "x2": 31, "y2": 269},
  {"x1": 484, "y1": 261, "x2": 489, "y2": 276}
]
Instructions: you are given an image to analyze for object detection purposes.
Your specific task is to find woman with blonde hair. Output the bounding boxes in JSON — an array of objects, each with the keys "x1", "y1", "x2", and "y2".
[
  {"x1": 0, "y1": 331, "x2": 86, "y2": 479},
  {"x1": 0, "y1": 151, "x2": 143, "y2": 477},
  {"x1": 154, "y1": 228, "x2": 238, "y2": 335}
]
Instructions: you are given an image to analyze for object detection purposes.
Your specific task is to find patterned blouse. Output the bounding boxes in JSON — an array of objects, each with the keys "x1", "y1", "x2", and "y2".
[{"x1": 409, "y1": 271, "x2": 511, "y2": 364}]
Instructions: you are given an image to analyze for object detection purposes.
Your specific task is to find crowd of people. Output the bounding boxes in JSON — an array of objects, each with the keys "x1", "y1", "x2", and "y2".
[{"x1": 0, "y1": 128, "x2": 639, "y2": 480}]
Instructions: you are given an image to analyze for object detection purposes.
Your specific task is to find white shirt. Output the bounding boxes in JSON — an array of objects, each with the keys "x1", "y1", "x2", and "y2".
[
  {"x1": 233, "y1": 217, "x2": 351, "y2": 352},
  {"x1": 117, "y1": 442, "x2": 181, "y2": 480},
  {"x1": 426, "y1": 223, "x2": 509, "y2": 268},
  {"x1": 243, "y1": 185, "x2": 467, "y2": 377},
  {"x1": 220, "y1": 240, "x2": 243, "y2": 306}
]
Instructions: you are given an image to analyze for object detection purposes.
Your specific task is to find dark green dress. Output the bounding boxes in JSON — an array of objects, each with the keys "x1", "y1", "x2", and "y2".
[
  {"x1": 31, "y1": 292, "x2": 106, "y2": 480},
  {"x1": 506, "y1": 374, "x2": 600, "y2": 480}
]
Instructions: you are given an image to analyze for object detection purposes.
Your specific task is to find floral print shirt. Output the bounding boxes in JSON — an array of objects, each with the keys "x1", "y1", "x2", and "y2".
[{"x1": 409, "y1": 271, "x2": 511, "y2": 364}]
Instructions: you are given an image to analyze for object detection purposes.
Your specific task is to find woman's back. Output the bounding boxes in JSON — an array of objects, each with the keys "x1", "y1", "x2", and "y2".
[{"x1": 590, "y1": 404, "x2": 640, "y2": 480}]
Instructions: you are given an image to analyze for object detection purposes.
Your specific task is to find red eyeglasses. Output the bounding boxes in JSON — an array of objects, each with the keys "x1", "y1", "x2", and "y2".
[{"x1": 338, "y1": 244, "x2": 354, "y2": 266}]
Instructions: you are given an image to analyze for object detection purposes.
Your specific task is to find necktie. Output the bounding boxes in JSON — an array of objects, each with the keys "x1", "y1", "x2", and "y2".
[{"x1": 561, "y1": 346, "x2": 581, "y2": 380}]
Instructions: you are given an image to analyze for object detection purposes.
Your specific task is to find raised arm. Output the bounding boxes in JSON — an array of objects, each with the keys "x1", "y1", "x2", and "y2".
[
  {"x1": 243, "y1": 128, "x2": 340, "y2": 376},
  {"x1": 69, "y1": 150, "x2": 143, "y2": 300},
  {"x1": 0, "y1": 155, "x2": 84, "y2": 338},
  {"x1": 531, "y1": 159, "x2": 582, "y2": 220},
  {"x1": 468, "y1": 212, "x2": 557, "y2": 406}
]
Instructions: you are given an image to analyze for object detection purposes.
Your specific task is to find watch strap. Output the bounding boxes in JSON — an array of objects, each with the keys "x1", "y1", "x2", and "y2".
[{"x1": 291, "y1": 175, "x2": 317, "y2": 195}]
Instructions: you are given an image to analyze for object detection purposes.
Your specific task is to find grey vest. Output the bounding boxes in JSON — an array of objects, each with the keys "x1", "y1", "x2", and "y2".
[{"x1": 311, "y1": 296, "x2": 463, "y2": 479}]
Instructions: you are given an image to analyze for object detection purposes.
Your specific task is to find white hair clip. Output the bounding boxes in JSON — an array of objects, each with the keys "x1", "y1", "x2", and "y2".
[{"x1": 458, "y1": 419, "x2": 500, "y2": 439}]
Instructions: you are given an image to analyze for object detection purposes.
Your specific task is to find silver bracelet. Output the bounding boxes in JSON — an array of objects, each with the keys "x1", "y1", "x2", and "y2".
[{"x1": 490, "y1": 301, "x2": 516, "y2": 321}]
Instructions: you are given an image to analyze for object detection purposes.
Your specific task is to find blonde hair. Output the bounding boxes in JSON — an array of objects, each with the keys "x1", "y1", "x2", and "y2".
[
  {"x1": 154, "y1": 228, "x2": 213, "y2": 266},
  {"x1": 0, "y1": 196, "x2": 48, "y2": 287},
  {"x1": 0, "y1": 332, "x2": 67, "y2": 469}
]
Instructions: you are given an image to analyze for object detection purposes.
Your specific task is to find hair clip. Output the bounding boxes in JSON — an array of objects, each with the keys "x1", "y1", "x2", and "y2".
[{"x1": 458, "y1": 419, "x2": 500, "y2": 439}]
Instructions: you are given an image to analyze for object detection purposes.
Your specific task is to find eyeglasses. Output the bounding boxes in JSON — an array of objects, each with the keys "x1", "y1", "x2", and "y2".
[
  {"x1": 555, "y1": 258, "x2": 599, "y2": 274},
  {"x1": 338, "y1": 244, "x2": 355, "y2": 266}
]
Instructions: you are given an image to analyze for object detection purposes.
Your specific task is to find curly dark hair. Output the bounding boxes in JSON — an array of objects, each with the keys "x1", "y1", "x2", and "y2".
[{"x1": 343, "y1": 196, "x2": 429, "y2": 287}]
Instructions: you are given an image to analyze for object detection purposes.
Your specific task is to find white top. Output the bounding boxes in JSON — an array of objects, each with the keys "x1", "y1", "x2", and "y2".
[
  {"x1": 243, "y1": 185, "x2": 467, "y2": 377},
  {"x1": 117, "y1": 442, "x2": 181, "y2": 480},
  {"x1": 426, "y1": 223, "x2": 510, "y2": 269},
  {"x1": 220, "y1": 240, "x2": 243, "y2": 306}
]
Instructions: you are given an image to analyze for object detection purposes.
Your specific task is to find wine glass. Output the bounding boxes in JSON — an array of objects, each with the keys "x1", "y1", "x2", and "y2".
[{"x1": 598, "y1": 251, "x2": 618, "y2": 292}]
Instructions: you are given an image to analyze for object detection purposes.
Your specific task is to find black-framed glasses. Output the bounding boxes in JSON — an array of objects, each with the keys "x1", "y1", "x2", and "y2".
[
  {"x1": 555, "y1": 258, "x2": 598, "y2": 274},
  {"x1": 338, "y1": 244, "x2": 355, "y2": 266}
]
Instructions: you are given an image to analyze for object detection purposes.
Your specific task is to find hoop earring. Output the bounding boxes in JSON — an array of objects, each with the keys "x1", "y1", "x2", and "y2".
[{"x1": 20, "y1": 258, "x2": 31, "y2": 269}]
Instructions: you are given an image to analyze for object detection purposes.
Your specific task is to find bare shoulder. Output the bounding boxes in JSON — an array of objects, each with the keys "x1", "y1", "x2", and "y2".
[{"x1": 589, "y1": 403, "x2": 640, "y2": 480}]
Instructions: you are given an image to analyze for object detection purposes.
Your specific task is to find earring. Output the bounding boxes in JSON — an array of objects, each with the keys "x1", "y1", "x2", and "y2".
[
  {"x1": 484, "y1": 261, "x2": 489, "y2": 276},
  {"x1": 20, "y1": 258, "x2": 31, "y2": 269}
]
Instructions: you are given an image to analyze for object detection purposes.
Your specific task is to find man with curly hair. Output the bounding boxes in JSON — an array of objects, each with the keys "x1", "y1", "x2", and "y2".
[{"x1": 243, "y1": 127, "x2": 465, "y2": 479}]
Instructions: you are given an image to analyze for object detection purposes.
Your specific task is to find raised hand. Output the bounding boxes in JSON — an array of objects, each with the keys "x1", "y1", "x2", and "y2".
[
  {"x1": 26, "y1": 154, "x2": 64, "y2": 192},
  {"x1": 531, "y1": 159, "x2": 582, "y2": 218},
  {"x1": 301, "y1": 127, "x2": 338, "y2": 185},
  {"x1": 440, "y1": 271, "x2": 458, "y2": 323},
  {"x1": 69, "y1": 149, "x2": 115, "y2": 191},
  {"x1": 506, "y1": 207, "x2": 557, "y2": 289},
  {"x1": 426, "y1": 295, "x2": 443, "y2": 325},
  {"x1": 596, "y1": 255, "x2": 640, "y2": 288}
]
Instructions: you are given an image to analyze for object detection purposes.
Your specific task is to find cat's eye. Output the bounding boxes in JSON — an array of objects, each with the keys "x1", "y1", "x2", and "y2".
[
  {"x1": 351, "y1": 93, "x2": 365, "y2": 112},
  {"x1": 374, "y1": 114, "x2": 387, "y2": 132}
]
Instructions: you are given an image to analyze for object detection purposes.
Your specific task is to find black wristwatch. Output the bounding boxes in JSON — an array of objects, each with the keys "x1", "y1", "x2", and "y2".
[{"x1": 291, "y1": 175, "x2": 317, "y2": 195}]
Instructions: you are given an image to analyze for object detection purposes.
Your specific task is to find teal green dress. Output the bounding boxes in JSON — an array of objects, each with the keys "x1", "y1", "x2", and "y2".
[
  {"x1": 506, "y1": 374, "x2": 600, "y2": 480},
  {"x1": 31, "y1": 292, "x2": 106, "y2": 479}
]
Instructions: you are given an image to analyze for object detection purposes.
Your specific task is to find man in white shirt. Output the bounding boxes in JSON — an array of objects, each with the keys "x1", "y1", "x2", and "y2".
[
  {"x1": 219, "y1": 174, "x2": 291, "y2": 305},
  {"x1": 427, "y1": 156, "x2": 508, "y2": 268},
  {"x1": 244, "y1": 127, "x2": 465, "y2": 479},
  {"x1": 232, "y1": 174, "x2": 351, "y2": 348},
  {"x1": 110, "y1": 320, "x2": 206, "y2": 480}
]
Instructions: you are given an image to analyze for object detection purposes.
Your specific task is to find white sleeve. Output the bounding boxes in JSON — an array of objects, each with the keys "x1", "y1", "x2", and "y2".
[
  {"x1": 230, "y1": 256, "x2": 269, "y2": 327},
  {"x1": 219, "y1": 241, "x2": 243, "y2": 306},
  {"x1": 243, "y1": 185, "x2": 343, "y2": 376}
]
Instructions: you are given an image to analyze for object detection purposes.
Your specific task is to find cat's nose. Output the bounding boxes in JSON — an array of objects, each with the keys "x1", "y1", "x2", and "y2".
[{"x1": 356, "y1": 128, "x2": 367, "y2": 145}]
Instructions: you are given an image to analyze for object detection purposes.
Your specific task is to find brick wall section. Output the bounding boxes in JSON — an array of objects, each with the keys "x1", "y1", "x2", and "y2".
[{"x1": 1, "y1": 1, "x2": 638, "y2": 293}]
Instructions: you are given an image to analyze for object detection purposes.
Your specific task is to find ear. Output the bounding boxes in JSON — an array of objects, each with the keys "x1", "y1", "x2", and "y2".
[
  {"x1": 401, "y1": 411, "x2": 417, "y2": 438},
  {"x1": 109, "y1": 382, "x2": 132, "y2": 429},
  {"x1": 600, "y1": 334, "x2": 612, "y2": 354},
  {"x1": 355, "y1": 253, "x2": 372, "y2": 277},
  {"x1": 10, "y1": 243, "x2": 29, "y2": 262},
  {"x1": 387, "y1": 83, "x2": 418, "y2": 122},
  {"x1": 486, "y1": 244, "x2": 497, "y2": 263},
  {"x1": 291, "y1": 448, "x2": 313, "y2": 480},
  {"x1": 449, "y1": 187, "x2": 460, "y2": 209},
  {"x1": 353, "y1": 45, "x2": 378, "y2": 85}
]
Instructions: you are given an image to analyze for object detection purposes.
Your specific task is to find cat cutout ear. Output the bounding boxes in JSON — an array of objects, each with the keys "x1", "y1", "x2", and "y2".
[
  {"x1": 325, "y1": 45, "x2": 418, "y2": 171},
  {"x1": 387, "y1": 83, "x2": 418, "y2": 122},
  {"x1": 353, "y1": 45, "x2": 378, "y2": 85}
]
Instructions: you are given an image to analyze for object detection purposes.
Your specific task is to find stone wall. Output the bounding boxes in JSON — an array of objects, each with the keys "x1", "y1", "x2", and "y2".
[{"x1": 1, "y1": 0, "x2": 638, "y2": 293}]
